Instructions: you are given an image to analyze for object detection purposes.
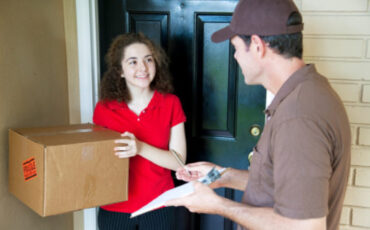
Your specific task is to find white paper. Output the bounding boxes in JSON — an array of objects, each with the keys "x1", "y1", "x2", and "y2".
[
  {"x1": 130, "y1": 167, "x2": 227, "y2": 218},
  {"x1": 130, "y1": 182, "x2": 194, "y2": 218}
]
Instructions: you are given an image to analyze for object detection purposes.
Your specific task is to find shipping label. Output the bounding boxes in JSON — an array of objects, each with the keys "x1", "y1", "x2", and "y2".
[{"x1": 22, "y1": 157, "x2": 37, "y2": 181}]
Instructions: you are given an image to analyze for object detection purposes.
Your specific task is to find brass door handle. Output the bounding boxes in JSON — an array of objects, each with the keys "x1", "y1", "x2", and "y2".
[
  {"x1": 250, "y1": 125, "x2": 261, "y2": 137},
  {"x1": 248, "y1": 151, "x2": 253, "y2": 163}
]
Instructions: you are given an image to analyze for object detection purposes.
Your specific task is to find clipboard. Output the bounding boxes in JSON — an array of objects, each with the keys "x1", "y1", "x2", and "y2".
[{"x1": 130, "y1": 167, "x2": 228, "y2": 218}]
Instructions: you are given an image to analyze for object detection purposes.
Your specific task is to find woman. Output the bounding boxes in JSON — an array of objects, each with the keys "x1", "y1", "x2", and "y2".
[{"x1": 93, "y1": 33, "x2": 186, "y2": 230}]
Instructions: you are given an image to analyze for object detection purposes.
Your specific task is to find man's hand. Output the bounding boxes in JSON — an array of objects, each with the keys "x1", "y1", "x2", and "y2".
[
  {"x1": 168, "y1": 181, "x2": 327, "y2": 230},
  {"x1": 165, "y1": 181, "x2": 222, "y2": 214}
]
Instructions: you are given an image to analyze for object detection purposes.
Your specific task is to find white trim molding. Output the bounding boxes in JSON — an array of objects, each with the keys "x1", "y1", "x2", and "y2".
[
  {"x1": 74, "y1": 0, "x2": 100, "y2": 230},
  {"x1": 76, "y1": 0, "x2": 100, "y2": 124}
]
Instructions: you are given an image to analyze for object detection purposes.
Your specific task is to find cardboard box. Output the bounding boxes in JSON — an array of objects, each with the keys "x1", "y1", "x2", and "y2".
[{"x1": 8, "y1": 123, "x2": 129, "y2": 217}]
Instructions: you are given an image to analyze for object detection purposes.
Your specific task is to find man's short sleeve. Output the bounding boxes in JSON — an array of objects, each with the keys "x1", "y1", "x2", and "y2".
[{"x1": 272, "y1": 118, "x2": 332, "y2": 219}]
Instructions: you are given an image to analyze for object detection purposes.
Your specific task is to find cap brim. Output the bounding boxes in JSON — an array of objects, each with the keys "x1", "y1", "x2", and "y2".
[{"x1": 211, "y1": 25, "x2": 236, "y2": 43}]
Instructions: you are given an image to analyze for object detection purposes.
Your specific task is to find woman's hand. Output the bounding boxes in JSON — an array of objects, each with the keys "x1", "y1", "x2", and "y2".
[
  {"x1": 176, "y1": 161, "x2": 219, "y2": 181},
  {"x1": 114, "y1": 131, "x2": 139, "y2": 158},
  {"x1": 176, "y1": 162, "x2": 224, "y2": 189}
]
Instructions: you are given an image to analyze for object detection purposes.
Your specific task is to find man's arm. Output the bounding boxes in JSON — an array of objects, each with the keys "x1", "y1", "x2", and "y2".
[
  {"x1": 218, "y1": 194, "x2": 326, "y2": 230},
  {"x1": 166, "y1": 182, "x2": 326, "y2": 230},
  {"x1": 215, "y1": 167, "x2": 249, "y2": 191}
]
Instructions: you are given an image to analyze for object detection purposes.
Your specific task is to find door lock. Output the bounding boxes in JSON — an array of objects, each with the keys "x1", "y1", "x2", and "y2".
[{"x1": 250, "y1": 125, "x2": 261, "y2": 137}]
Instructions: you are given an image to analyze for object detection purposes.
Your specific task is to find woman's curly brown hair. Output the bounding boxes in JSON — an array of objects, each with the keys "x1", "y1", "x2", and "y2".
[{"x1": 100, "y1": 33, "x2": 173, "y2": 102}]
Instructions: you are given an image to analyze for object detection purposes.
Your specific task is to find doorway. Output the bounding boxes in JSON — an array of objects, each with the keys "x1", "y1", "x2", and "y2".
[{"x1": 98, "y1": 1, "x2": 266, "y2": 229}]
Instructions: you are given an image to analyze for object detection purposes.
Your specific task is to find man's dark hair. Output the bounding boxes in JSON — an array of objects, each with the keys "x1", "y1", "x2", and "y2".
[{"x1": 239, "y1": 12, "x2": 303, "y2": 59}]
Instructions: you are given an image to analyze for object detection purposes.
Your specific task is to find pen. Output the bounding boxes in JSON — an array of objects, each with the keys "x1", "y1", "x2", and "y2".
[
  {"x1": 198, "y1": 167, "x2": 229, "y2": 185},
  {"x1": 170, "y1": 149, "x2": 191, "y2": 176}
]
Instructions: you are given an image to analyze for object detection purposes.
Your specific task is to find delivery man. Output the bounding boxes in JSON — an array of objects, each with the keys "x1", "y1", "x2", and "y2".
[{"x1": 166, "y1": 0, "x2": 351, "y2": 229}]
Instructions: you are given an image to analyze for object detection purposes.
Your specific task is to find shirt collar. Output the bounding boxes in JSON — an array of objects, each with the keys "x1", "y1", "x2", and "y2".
[
  {"x1": 105, "y1": 90, "x2": 160, "y2": 111},
  {"x1": 264, "y1": 64, "x2": 317, "y2": 117}
]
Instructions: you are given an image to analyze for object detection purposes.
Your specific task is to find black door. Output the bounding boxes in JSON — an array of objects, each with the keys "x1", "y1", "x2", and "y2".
[{"x1": 98, "y1": 1, "x2": 266, "y2": 230}]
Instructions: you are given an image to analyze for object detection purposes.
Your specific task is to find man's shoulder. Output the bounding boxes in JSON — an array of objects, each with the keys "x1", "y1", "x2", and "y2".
[{"x1": 278, "y1": 73, "x2": 344, "y2": 121}]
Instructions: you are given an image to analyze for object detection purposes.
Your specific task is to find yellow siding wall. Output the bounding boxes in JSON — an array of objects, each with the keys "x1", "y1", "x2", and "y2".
[
  {"x1": 0, "y1": 0, "x2": 73, "y2": 229},
  {"x1": 295, "y1": 0, "x2": 370, "y2": 229}
]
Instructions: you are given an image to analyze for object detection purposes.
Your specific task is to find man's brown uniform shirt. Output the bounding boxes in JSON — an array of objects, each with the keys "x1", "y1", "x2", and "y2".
[{"x1": 240, "y1": 65, "x2": 351, "y2": 230}]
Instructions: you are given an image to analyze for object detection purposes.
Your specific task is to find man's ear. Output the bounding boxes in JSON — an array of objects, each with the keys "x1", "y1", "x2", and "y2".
[{"x1": 250, "y1": 35, "x2": 266, "y2": 57}]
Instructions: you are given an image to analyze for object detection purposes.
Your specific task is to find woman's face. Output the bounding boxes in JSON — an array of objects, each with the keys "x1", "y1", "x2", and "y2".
[{"x1": 121, "y1": 43, "x2": 156, "y2": 91}]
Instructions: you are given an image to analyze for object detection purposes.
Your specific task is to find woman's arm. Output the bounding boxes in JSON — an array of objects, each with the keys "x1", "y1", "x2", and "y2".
[
  {"x1": 114, "y1": 122, "x2": 186, "y2": 171},
  {"x1": 138, "y1": 122, "x2": 186, "y2": 170}
]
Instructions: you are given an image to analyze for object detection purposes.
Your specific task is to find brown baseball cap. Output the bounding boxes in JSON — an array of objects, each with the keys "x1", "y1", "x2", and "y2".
[{"x1": 211, "y1": 0, "x2": 304, "y2": 43}]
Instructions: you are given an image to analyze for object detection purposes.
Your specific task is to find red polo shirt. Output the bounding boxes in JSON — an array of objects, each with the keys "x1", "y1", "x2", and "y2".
[{"x1": 93, "y1": 91, "x2": 186, "y2": 213}]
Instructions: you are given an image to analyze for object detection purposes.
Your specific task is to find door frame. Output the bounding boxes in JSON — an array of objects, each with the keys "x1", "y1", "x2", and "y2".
[{"x1": 73, "y1": 0, "x2": 100, "y2": 230}]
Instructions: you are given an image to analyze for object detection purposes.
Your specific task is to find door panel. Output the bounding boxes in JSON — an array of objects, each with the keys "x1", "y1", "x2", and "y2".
[
  {"x1": 129, "y1": 13, "x2": 169, "y2": 50},
  {"x1": 99, "y1": 1, "x2": 266, "y2": 229},
  {"x1": 195, "y1": 15, "x2": 236, "y2": 138}
]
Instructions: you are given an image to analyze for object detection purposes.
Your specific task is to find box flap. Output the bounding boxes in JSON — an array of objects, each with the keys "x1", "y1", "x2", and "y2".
[
  {"x1": 13, "y1": 123, "x2": 94, "y2": 136},
  {"x1": 12, "y1": 124, "x2": 121, "y2": 146}
]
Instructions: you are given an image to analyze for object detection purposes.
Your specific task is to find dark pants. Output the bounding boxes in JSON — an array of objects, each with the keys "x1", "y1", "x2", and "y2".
[{"x1": 98, "y1": 207, "x2": 176, "y2": 230}]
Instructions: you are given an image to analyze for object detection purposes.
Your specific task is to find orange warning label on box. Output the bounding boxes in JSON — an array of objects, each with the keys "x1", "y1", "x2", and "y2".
[{"x1": 23, "y1": 157, "x2": 37, "y2": 181}]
